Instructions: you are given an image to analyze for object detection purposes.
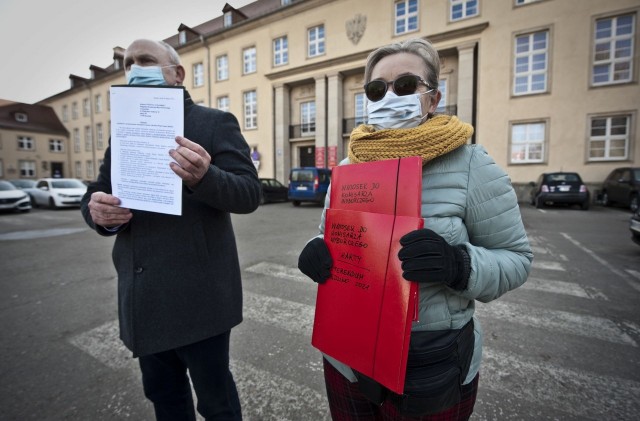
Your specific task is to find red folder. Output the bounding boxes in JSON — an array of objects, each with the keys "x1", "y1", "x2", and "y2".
[{"x1": 312, "y1": 156, "x2": 423, "y2": 394}]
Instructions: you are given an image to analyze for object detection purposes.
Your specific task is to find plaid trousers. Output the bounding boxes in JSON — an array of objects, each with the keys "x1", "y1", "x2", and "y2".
[{"x1": 323, "y1": 358, "x2": 479, "y2": 421}]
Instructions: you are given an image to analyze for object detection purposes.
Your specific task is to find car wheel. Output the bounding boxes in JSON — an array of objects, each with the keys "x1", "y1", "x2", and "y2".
[
  {"x1": 602, "y1": 191, "x2": 610, "y2": 207},
  {"x1": 49, "y1": 197, "x2": 58, "y2": 209},
  {"x1": 580, "y1": 201, "x2": 590, "y2": 211},
  {"x1": 535, "y1": 196, "x2": 544, "y2": 209},
  {"x1": 29, "y1": 195, "x2": 38, "y2": 208},
  {"x1": 630, "y1": 194, "x2": 639, "y2": 213},
  {"x1": 259, "y1": 194, "x2": 266, "y2": 205},
  {"x1": 292, "y1": 200, "x2": 301, "y2": 207}
]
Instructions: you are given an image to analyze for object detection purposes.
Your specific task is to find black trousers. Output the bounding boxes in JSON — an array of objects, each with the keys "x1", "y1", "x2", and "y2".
[{"x1": 138, "y1": 330, "x2": 242, "y2": 421}]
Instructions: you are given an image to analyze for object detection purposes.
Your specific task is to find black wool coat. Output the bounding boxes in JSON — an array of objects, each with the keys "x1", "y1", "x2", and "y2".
[{"x1": 81, "y1": 90, "x2": 261, "y2": 357}]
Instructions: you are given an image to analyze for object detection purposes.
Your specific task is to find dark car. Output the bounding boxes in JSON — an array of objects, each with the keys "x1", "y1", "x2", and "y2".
[
  {"x1": 287, "y1": 167, "x2": 331, "y2": 206},
  {"x1": 259, "y1": 178, "x2": 288, "y2": 204},
  {"x1": 529, "y1": 172, "x2": 590, "y2": 210},
  {"x1": 601, "y1": 167, "x2": 639, "y2": 212},
  {"x1": 630, "y1": 208, "x2": 640, "y2": 246}
]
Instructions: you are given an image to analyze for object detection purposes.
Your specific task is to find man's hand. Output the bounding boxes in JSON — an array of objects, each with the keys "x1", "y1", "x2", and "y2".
[
  {"x1": 169, "y1": 136, "x2": 212, "y2": 188},
  {"x1": 88, "y1": 192, "x2": 132, "y2": 228}
]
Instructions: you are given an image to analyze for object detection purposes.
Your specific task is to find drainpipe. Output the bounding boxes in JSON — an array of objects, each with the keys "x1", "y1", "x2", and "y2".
[{"x1": 200, "y1": 35, "x2": 212, "y2": 108}]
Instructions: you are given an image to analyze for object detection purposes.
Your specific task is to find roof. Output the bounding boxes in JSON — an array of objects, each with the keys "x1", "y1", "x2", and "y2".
[{"x1": 0, "y1": 102, "x2": 68, "y2": 136}]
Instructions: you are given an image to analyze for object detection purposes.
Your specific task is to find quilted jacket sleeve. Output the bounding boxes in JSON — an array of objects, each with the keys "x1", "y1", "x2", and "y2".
[{"x1": 460, "y1": 146, "x2": 533, "y2": 302}]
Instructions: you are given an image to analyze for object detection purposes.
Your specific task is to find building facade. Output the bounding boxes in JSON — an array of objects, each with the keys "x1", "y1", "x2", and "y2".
[{"x1": 31, "y1": 0, "x2": 639, "y2": 199}]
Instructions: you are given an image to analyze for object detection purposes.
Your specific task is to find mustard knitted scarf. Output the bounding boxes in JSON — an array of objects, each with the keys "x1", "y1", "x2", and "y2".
[{"x1": 348, "y1": 114, "x2": 474, "y2": 165}]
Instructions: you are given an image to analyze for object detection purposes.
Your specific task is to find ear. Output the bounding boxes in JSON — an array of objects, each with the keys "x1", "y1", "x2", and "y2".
[
  {"x1": 175, "y1": 65, "x2": 186, "y2": 85},
  {"x1": 428, "y1": 90, "x2": 442, "y2": 114}
]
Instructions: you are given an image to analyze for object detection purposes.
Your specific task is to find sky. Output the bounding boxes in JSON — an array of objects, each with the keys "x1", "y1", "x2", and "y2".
[{"x1": 0, "y1": 0, "x2": 254, "y2": 104}]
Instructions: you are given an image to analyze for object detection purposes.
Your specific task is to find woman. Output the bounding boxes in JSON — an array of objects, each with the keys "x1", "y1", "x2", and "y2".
[{"x1": 298, "y1": 38, "x2": 533, "y2": 420}]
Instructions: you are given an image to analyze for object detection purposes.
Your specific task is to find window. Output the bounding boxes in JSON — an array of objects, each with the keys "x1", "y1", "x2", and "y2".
[
  {"x1": 72, "y1": 102, "x2": 78, "y2": 119},
  {"x1": 179, "y1": 31, "x2": 187, "y2": 45},
  {"x1": 96, "y1": 123, "x2": 104, "y2": 150},
  {"x1": 308, "y1": 25, "x2": 325, "y2": 57},
  {"x1": 301, "y1": 101, "x2": 316, "y2": 135},
  {"x1": 217, "y1": 96, "x2": 230, "y2": 112},
  {"x1": 224, "y1": 11, "x2": 233, "y2": 28},
  {"x1": 588, "y1": 115, "x2": 630, "y2": 161},
  {"x1": 86, "y1": 160, "x2": 94, "y2": 180},
  {"x1": 75, "y1": 161, "x2": 82, "y2": 178},
  {"x1": 355, "y1": 93, "x2": 366, "y2": 125},
  {"x1": 62, "y1": 105, "x2": 69, "y2": 122},
  {"x1": 217, "y1": 55, "x2": 229, "y2": 81},
  {"x1": 193, "y1": 63, "x2": 204, "y2": 87},
  {"x1": 19, "y1": 161, "x2": 36, "y2": 177},
  {"x1": 84, "y1": 126, "x2": 92, "y2": 151},
  {"x1": 450, "y1": 0, "x2": 478, "y2": 21},
  {"x1": 515, "y1": 0, "x2": 541, "y2": 5},
  {"x1": 83, "y1": 98, "x2": 90, "y2": 117},
  {"x1": 243, "y1": 90, "x2": 257, "y2": 129},
  {"x1": 18, "y1": 136, "x2": 34, "y2": 150},
  {"x1": 273, "y1": 36, "x2": 288, "y2": 66},
  {"x1": 95, "y1": 94, "x2": 102, "y2": 113},
  {"x1": 514, "y1": 30, "x2": 549, "y2": 95},
  {"x1": 592, "y1": 14, "x2": 635, "y2": 85},
  {"x1": 437, "y1": 79, "x2": 448, "y2": 111},
  {"x1": 510, "y1": 122, "x2": 545, "y2": 163},
  {"x1": 282, "y1": 0, "x2": 292, "y2": 5},
  {"x1": 49, "y1": 139, "x2": 64, "y2": 153},
  {"x1": 15, "y1": 112, "x2": 27, "y2": 123},
  {"x1": 395, "y1": 0, "x2": 418, "y2": 35},
  {"x1": 73, "y1": 129, "x2": 80, "y2": 153},
  {"x1": 243, "y1": 47, "x2": 257, "y2": 74}
]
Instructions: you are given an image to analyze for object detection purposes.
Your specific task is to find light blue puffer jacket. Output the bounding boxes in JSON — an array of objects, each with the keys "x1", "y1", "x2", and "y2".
[{"x1": 317, "y1": 144, "x2": 533, "y2": 385}]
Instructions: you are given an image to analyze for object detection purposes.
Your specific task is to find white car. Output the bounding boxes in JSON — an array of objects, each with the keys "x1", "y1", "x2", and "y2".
[
  {"x1": 30, "y1": 178, "x2": 87, "y2": 209},
  {"x1": 0, "y1": 180, "x2": 32, "y2": 212}
]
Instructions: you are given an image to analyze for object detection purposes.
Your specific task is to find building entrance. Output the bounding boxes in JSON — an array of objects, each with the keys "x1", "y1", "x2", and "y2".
[{"x1": 299, "y1": 145, "x2": 315, "y2": 167}]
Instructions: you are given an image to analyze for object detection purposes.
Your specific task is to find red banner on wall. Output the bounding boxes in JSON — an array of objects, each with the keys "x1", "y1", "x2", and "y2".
[
  {"x1": 328, "y1": 146, "x2": 338, "y2": 168},
  {"x1": 315, "y1": 146, "x2": 326, "y2": 168}
]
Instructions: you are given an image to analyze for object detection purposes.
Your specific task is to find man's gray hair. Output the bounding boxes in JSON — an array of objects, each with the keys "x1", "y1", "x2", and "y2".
[
  {"x1": 159, "y1": 40, "x2": 181, "y2": 65},
  {"x1": 364, "y1": 38, "x2": 440, "y2": 90}
]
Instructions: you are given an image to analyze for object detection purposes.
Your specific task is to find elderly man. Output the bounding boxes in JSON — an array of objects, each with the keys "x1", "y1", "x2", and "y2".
[{"x1": 81, "y1": 39, "x2": 261, "y2": 421}]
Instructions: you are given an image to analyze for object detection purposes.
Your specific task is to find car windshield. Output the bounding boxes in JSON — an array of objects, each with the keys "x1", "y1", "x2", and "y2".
[
  {"x1": 9, "y1": 179, "x2": 35, "y2": 188},
  {"x1": 0, "y1": 181, "x2": 16, "y2": 191},
  {"x1": 547, "y1": 174, "x2": 580, "y2": 182},
  {"x1": 291, "y1": 170, "x2": 315, "y2": 182},
  {"x1": 51, "y1": 179, "x2": 86, "y2": 189}
]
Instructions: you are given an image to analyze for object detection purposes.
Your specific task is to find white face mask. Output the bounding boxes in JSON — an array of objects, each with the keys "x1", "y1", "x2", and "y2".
[{"x1": 366, "y1": 91, "x2": 430, "y2": 130}]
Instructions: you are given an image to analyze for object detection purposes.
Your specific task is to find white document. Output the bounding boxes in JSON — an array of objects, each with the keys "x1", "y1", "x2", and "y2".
[{"x1": 109, "y1": 85, "x2": 184, "y2": 215}]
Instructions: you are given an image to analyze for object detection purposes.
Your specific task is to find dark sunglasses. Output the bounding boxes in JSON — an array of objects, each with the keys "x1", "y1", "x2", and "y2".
[{"x1": 364, "y1": 74, "x2": 433, "y2": 102}]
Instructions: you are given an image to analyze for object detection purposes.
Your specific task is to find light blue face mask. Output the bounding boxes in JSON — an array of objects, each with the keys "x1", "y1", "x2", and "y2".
[
  {"x1": 126, "y1": 64, "x2": 171, "y2": 85},
  {"x1": 366, "y1": 91, "x2": 431, "y2": 130}
]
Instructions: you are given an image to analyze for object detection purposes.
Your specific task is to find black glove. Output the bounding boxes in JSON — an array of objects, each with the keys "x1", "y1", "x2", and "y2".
[
  {"x1": 397, "y1": 229, "x2": 471, "y2": 290},
  {"x1": 298, "y1": 238, "x2": 333, "y2": 284}
]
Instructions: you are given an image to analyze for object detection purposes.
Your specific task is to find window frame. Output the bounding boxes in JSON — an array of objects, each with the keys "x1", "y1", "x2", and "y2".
[
  {"x1": 216, "y1": 55, "x2": 229, "y2": 81},
  {"x1": 84, "y1": 126, "x2": 92, "y2": 152},
  {"x1": 19, "y1": 160, "x2": 36, "y2": 178},
  {"x1": 587, "y1": 113, "x2": 632, "y2": 162},
  {"x1": 301, "y1": 101, "x2": 316, "y2": 135},
  {"x1": 355, "y1": 93, "x2": 367, "y2": 125},
  {"x1": 394, "y1": 0, "x2": 419, "y2": 36},
  {"x1": 243, "y1": 47, "x2": 257, "y2": 75},
  {"x1": 450, "y1": 0, "x2": 479, "y2": 22},
  {"x1": 49, "y1": 139, "x2": 64, "y2": 153},
  {"x1": 17, "y1": 136, "x2": 34, "y2": 151},
  {"x1": 273, "y1": 36, "x2": 289, "y2": 67},
  {"x1": 513, "y1": 29, "x2": 550, "y2": 96},
  {"x1": 509, "y1": 120, "x2": 548, "y2": 164},
  {"x1": 193, "y1": 62, "x2": 204, "y2": 87},
  {"x1": 217, "y1": 96, "x2": 230, "y2": 112},
  {"x1": 591, "y1": 13, "x2": 636, "y2": 86},
  {"x1": 308, "y1": 25, "x2": 325, "y2": 58},
  {"x1": 243, "y1": 90, "x2": 258, "y2": 130}
]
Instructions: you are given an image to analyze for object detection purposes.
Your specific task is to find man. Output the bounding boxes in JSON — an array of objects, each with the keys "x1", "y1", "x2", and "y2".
[{"x1": 81, "y1": 39, "x2": 261, "y2": 420}]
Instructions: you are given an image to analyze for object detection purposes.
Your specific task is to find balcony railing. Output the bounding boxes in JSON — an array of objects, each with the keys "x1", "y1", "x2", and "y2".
[{"x1": 289, "y1": 124, "x2": 316, "y2": 138}]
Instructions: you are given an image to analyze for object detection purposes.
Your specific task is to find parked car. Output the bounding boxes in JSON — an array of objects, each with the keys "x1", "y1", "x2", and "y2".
[
  {"x1": 630, "y1": 207, "x2": 640, "y2": 246},
  {"x1": 7, "y1": 179, "x2": 38, "y2": 202},
  {"x1": 30, "y1": 178, "x2": 87, "y2": 209},
  {"x1": 529, "y1": 172, "x2": 590, "y2": 210},
  {"x1": 0, "y1": 180, "x2": 31, "y2": 213},
  {"x1": 601, "y1": 167, "x2": 639, "y2": 212},
  {"x1": 287, "y1": 167, "x2": 332, "y2": 206},
  {"x1": 259, "y1": 178, "x2": 288, "y2": 204}
]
